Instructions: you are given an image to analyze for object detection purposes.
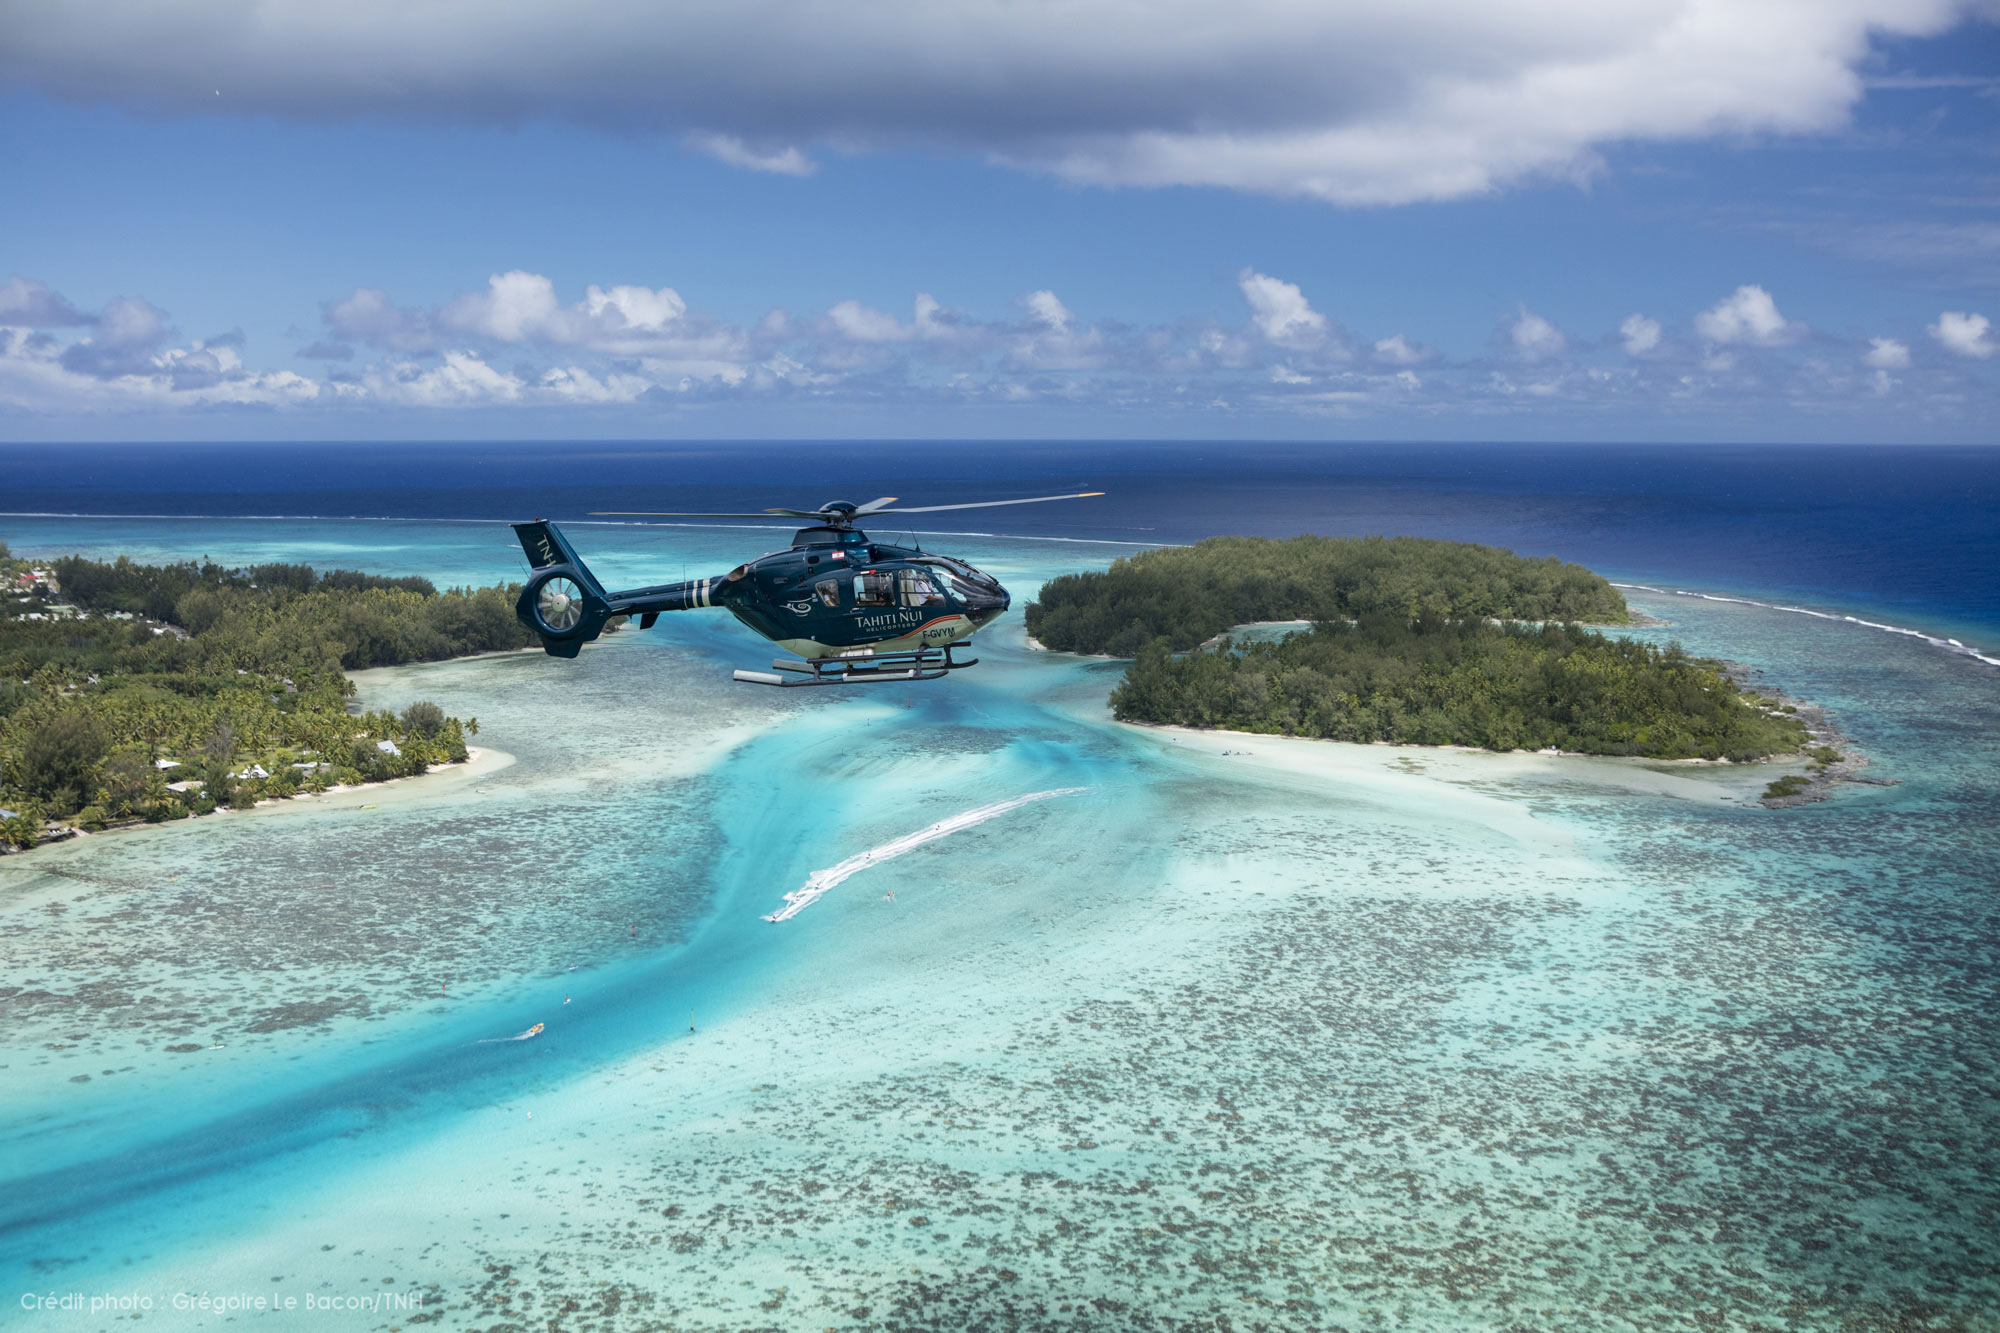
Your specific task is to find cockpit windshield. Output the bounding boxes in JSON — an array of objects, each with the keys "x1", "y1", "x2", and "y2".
[{"x1": 911, "y1": 554, "x2": 1000, "y2": 596}]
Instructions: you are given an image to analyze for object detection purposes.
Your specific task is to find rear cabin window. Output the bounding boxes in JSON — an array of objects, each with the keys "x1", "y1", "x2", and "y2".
[
  {"x1": 897, "y1": 568, "x2": 945, "y2": 607},
  {"x1": 815, "y1": 578, "x2": 840, "y2": 608},
  {"x1": 855, "y1": 572, "x2": 894, "y2": 607}
]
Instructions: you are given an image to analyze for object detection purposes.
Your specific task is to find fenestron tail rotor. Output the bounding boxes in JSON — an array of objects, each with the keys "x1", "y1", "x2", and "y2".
[
  {"x1": 591, "y1": 491, "x2": 1103, "y2": 527},
  {"x1": 535, "y1": 576, "x2": 586, "y2": 632}
]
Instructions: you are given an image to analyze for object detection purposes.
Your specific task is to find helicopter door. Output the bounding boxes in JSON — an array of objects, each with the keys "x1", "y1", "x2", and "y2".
[
  {"x1": 855, "y1": 571, "x2": 894, "y2": 607},
  {"x1": 896, "y1": 568, "x2": 945, "y2": 607}
]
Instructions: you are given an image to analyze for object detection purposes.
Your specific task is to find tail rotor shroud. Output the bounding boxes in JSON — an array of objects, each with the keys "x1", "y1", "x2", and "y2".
[{"x1": 535, "y1": 576, "x2": 586, "y2": 632}]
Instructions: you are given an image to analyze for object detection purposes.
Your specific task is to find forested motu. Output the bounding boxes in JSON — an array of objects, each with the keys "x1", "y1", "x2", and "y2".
[
  {"x1": 0, "y1": 548, "x2": 535, "y2": 846},
  {"x1": 1024, "y1": 537, "x2": 1807, "y2": 760},
  {"x1": 1024, "y1": 535, "x2": 1629, "y2": 656},
  {"x1": 1108, "y1": 616, "x2": 1810, "y2": 760}
]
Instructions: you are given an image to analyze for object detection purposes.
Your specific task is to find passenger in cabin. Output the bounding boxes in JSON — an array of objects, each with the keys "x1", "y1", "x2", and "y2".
[
  {"x1": 897, "y1": 568, "x2": 945, "y2": 607},
  {"x1": 856, "y1": 572, "x2": 895, "y2": 607}
]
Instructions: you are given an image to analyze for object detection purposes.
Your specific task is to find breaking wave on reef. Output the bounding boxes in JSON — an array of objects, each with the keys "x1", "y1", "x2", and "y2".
[
  {"x1": 763, "y1": 788, "x2": 1089, "y2": 923},
  {"x1": 1612, "y1": 583, "x2": 2000, "y2": 669}
]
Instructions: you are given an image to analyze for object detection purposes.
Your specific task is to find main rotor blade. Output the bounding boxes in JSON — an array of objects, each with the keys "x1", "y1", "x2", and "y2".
[
  {"x1": 851, "y1": 496, "x2": 900, "y2": 515},
  {"x1": 590, "y1": 511, "x2": 793, "y2": 519},
  {"x1": 870, "y1": 491, "x2": 1105, "y2": 515}
]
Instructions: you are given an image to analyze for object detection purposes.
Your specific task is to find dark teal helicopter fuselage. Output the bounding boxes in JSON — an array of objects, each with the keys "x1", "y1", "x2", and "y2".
[{"x1": 511, "y1": 518, "x2": 1011, "y2": 681}]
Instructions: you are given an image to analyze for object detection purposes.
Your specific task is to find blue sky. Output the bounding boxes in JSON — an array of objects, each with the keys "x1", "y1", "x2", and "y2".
[{"x1": 2, "y1": 2, "x2": 1996, "y2": 442}]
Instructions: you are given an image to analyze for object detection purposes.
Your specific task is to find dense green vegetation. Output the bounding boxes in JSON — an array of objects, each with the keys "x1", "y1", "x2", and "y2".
[
  {"x1": 0, "y1": 543, "x2": 535, "y2": 847},
  {"x1": 1109, "y1": 614, "x2": 1811, "y2": 760},
  {"x1": 1026, "y1": 535, "x2": 1628, "y2": 656}
]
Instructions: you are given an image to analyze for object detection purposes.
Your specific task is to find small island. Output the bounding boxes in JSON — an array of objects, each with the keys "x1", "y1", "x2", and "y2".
[
  {"x1": 1027, "y1": 535, "x2": 1821, "y2": 767},
  {"x1": 0, "y1": 542, "x2": 536, "y2": 849},
  {"x1": 1027, "y1": 534, "x2": 1630, "y2": 656}
]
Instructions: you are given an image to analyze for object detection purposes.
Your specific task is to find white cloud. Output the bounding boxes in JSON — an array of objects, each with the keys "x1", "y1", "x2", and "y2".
[
  {"x1": 827, "y1": 299, "x2": 915, "y2": 343},
  {"x1": 9, "y1": 268, "x2": 1999, "y2": 430},
  {"x1": 58, "y1": 297, "x2": 171, "y2": 378},
  {"x1": 326, "y1": 287, "x2": 440, "y2": 353},
  {"x1": 583, "y1": 283, "x2": 687, "y2": 333},
  {"x1": 0, "y1": 302, "x2": 324, "y2": 412},
  {"x1": 1929, "y1": 310, "x2": 1994, "y2": 358},
  {"x1": 445, "y1": 270, "x2": 561, "y2": 341},
  {"x1": 441, "y1": 271, "x2": 692, "y2": 346},
  {"x1": 1007, "y1": 290, "x2": 1107, "y2": 371},
  {"x1": 1371, "y1": 334, "x2": 1429, "y2": 365},
  {"x1": 329, "y1": 273, "x2": 733, "y2": 363},
  {"x1": 1864, "y1": 337, "x2": 1910, "y2": 369},
  {"x1": 364, "y1": 351, "x2": 524, "y2": 406},
  {"x1": 1694, "y1": 285, "x2": 1802, "y2": 346},
  {"x1": 1619, "y1": 313, "x2": 1662, "y2": 356},
  {"x1": 683, "y1": 133, "x2": 816, "y2": 177},
  {"x1": 1239, "y1": 270, "x2": 1327, "y2": 346},
  {"x1": 825, "y1": 292, "x2": 961, "y2": 345},
  {"x1": 538, "y1": 365, "x2": 653, "y2": 402},
  {"x1": 1023, "y1": 290, "x2": 1072, "y2": 334},
  {"x1": 1, "y1": 1, "x2": 1976, "y2": 206},
  {"x1": 1510, "y1": 308, "x2": 1565, "y2": 361},
  {"x1": 0, "y1": 276, "x2": 90, "y2": 326},
  {"x1": 749, "y1": 353, "x2": 839, "y2": 391},
  {"x1": 636, "y1": 356, "x2": 748, "y2": 386}
]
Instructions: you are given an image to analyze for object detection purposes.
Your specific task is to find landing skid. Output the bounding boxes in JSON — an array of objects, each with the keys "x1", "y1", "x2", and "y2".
[{"x1": 733, "y1": 643, "x2": 980, "y2": 687}]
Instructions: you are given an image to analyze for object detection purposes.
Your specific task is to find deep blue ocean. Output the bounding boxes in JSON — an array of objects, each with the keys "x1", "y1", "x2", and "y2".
[{"x1": 5, "y1": 440, "x2": 1998, "y2": 641}]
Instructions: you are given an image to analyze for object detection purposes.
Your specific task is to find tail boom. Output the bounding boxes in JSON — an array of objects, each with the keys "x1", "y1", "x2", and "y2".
[{"x1": 512, "y1": 520, "x2": 721, "y2": 657}]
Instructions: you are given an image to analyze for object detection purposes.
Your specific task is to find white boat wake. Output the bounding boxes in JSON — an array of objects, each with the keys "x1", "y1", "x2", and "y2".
[
  {"x1": 475, "y1": 1023, "x2": 544, "y2": 1044},
  {"x1": 764, "y1": 787, "x2": 1089, "y2": 923}
]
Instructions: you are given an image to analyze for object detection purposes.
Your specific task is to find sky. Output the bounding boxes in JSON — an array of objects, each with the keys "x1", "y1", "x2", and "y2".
[{"x1": 2, "y1": 0, "x2": 1997, "y2": 443}]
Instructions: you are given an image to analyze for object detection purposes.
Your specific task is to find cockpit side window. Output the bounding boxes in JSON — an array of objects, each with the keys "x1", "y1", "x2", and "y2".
[
  {"x1": 896, "y1": 567, "x2": 945, "y2": 607},
  {"x1": 855, "y1": 571, "x2": 894, "y2": 607},
  {"x1": 815, "y1": 578, "x2": 840, "y2": 608}
]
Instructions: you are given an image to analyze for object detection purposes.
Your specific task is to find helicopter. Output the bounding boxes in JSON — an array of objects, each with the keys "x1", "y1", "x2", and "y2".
[{"x1": 509, "y1": 491, "x2": 1102, "y2": 685}]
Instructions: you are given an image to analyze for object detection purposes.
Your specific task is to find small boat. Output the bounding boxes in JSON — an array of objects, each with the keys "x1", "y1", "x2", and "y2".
[{"x1": 520, "y1": 1022, "x2": 544, "y2": 1040}]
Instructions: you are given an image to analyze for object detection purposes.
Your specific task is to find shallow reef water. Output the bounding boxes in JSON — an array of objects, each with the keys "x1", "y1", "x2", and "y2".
[{"x1": 0, "y1": 518, "x2": 1995, "y2": 1332}]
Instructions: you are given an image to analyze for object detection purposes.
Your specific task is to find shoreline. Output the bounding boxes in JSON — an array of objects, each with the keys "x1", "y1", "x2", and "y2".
[
  {"x1": 0, "y1": 744, "x2": 517, "y2": 857},
  {"x1": 1126, "y1": 695, "x2": 1889, "y2": 810},
  {"x1": 1715, "y1": 663, "x2": 1894, "y2": 808},
  {"x1": 1131, "y1": 720, "x2": 1794, "y2": 806}
]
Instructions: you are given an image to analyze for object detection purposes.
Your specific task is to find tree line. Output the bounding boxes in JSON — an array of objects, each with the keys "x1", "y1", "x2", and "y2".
[
  {"x1": 1025, "y1": 535, "x2": 1629, "y2": 657},
  {"x1": 1109, "y1": 614, "x2": 1809, "y2": 760},
  {"x1": 1, "y1": 548, "x2": 536, "y2": 846}
]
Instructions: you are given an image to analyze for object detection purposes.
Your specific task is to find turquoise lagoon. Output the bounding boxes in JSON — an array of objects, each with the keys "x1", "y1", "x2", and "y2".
[{"x1": 1, "y1": 516, "x2": 1997, "y2": 1331}]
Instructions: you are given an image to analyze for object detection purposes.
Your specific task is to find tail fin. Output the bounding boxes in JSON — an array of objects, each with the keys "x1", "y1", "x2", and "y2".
[{"x1": 512, "y1": 521, "x2": 614, "y2": 658}]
